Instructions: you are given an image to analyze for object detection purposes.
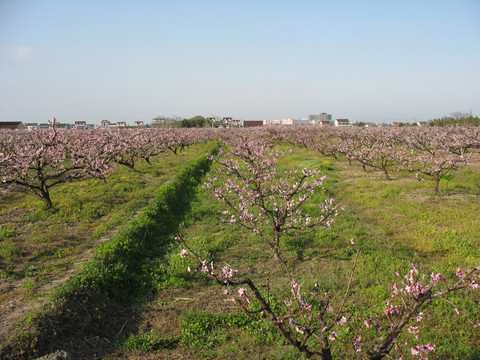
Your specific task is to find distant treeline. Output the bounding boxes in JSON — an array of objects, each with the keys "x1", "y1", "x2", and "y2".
[
  {"x1": 151, "y1": 116, "x2": 212, "y2": 128},
  {"x1": 429, "y1": 114, "x2": 480, "y2": 126},
  {"x1": 181, "y1": 115, "x2": 212, "y2": 128}
]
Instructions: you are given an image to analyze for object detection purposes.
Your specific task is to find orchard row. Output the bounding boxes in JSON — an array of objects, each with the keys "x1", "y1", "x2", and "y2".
[
  {"x1": 274, "y1": 125, "x2": 480, "y2": 192},
  {"x1": 1, "y1": 125, "x2": 479, "y2": 208},
  {"x1": 0, "y1": 127, "x2": 213, "y2": 207}
]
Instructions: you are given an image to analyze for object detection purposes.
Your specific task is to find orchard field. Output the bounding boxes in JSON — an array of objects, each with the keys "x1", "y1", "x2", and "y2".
[{"x1": 1, "y1": 125, "x2": 480, "y2": 359}]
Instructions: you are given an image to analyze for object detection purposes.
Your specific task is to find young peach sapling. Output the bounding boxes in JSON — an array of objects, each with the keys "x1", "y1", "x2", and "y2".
[{"x1": 179, "y1": 238, "x2": 480, "y2": 359}]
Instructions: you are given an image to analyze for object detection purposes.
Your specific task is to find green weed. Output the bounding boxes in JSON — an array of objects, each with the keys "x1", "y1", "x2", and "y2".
[
  {"x1": 0, "y1": 224, "x2": 17, "y2": 241},
  {"x1": 118, "y1": 330, "x2": 178, "y2": 351}
]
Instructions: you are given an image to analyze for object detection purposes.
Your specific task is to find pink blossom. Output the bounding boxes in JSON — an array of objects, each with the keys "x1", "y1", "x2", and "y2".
[
  {"x1": 408, "y1": 326, "x2": 419, "y2": 334},
  {"x1": 222, "y1": 265, "x2": 237, "y2": 279},
  {"x1": 416, "y1": 312, "x2": 424, "y2": 322},
  {"x1": 353, "y1": 342, "x2": 362, "y2": 352},
  {"x1": 288, "y1": 318, "x2": 304, "y2": 334},
  {"x1": 238, "y1": 288, "x2": 247, "y2": 297},
  {"x1": 411, "y1": 343, "x2": 435, "y2": 356},
  {"x1": 430, "y1": 272, "x2": 442, "y2": 285}
]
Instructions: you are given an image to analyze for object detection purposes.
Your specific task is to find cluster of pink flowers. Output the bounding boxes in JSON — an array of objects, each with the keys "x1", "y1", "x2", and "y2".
[
  {"x1": 396, "y1": 264, "x2": 431, "y2": 298},
  {"x1": 410, "y1": 343, "x2": 435, "y2": 357},
  {"x1": 178, "y1": 246, "x2": 240, "y2": 284},
  {"x1": 222, "y1": 265, "x2": 237, "y2": 279}
]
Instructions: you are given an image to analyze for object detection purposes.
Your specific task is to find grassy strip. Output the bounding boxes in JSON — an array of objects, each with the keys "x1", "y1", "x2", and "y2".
[{"x1": 1, "y1": 143, "x2": 218, "y2": 360}]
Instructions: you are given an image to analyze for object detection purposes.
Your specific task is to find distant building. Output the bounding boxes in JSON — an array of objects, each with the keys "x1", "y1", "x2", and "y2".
[
  {"x1": 0, "y1": 121, "x2": 25, "y2": 130},
  {"x1": 116, "y1": 122, "x2": 127, "y2": 128},
  {"x1": 24, "y1": 123, "x2": 39, "y2": 130},
  {"x1": 108, "y1": 121, "x2": 126, "y2": 129},
  {"x1": 152, "y1": 117, "x2": 169, "y2": 127},
  {"x1": 335, "y1": 119, "x2": 350, "y2": 127},
  {"x1": 309, "y1": 113, "x2": 332, "y2": 125},
  {"x1": 212, "y1": 117, "x2": 228, "y2": 128},
  {"x1": 74, "y1": 121, "x2": 87, "y2": 130},
  {"x1": 265, "y1": 118, "x2": 294, "y2": 126},
  {"x1": 243, "y1": 120, "x2": 264, "y2": 127},
  {"x1": 293, "y1": 119, "x2": 311, "y2": 125},
  {"x1": 211, "y1": 117, "x2": 241, "y2": 128},
  {"x1": 101, "y1": 120, "x2": 111, "y2": 129},
  {"x1": 134, "y1": 121, "x2": 144, "y2": 127},
  {"x1": 38, "y1": 123, "x2": 50, "y2": 130},
  {"x1": 319, "y1": 120, "x2": 332, "y2": 126}
]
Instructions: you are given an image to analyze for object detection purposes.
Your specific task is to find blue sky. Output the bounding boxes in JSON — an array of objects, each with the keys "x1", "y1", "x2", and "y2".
[{"x1": 1, "y1": 0, "x2": 479, "y2": 124}]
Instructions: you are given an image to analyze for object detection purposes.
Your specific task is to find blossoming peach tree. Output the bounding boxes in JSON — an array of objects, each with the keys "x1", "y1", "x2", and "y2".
[
  {"x1": 0, "y1": 122, "x2": 115, "y2": 208},
  {"x1": 178, "y1": 130, "x2": 480, "y2": 359}
]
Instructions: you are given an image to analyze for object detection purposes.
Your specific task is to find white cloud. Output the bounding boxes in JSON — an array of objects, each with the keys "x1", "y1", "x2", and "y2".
[
  {"x1": 0, "y1": 46, "x2": 35, "y2": 63},
  {"x1": 13, "y1": 46, "x2": 35, "y2": 62}
]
